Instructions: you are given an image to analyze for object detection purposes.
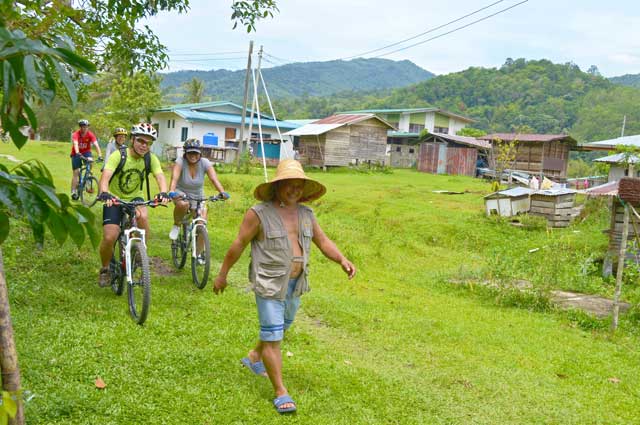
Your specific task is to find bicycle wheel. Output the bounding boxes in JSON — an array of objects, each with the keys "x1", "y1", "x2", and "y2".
[
  {"x1": 191, "y1": 226, "x2": 210, "y2": 289},
  {"x1": 171, "y1": 223, "x2": 188, "y2": 269},
  {"x1": 109, "y1": 237, "x2": 125, "y2": 296},
  {"x1": 128, "y1": 240, "x2": 151, "y2": 325},
  {"x1": 80, "y1": 176, "x2": 99, "y2": 207}
]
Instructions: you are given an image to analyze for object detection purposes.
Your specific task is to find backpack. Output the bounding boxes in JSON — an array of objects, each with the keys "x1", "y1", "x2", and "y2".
[{"x1": 109, "y1": 146, "x2": 152, "y2": 200}]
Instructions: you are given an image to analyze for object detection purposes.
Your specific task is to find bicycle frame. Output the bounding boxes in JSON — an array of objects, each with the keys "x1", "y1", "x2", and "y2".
[{"x1": 123, "y1": 226, "x2": 146, "y2": 284}]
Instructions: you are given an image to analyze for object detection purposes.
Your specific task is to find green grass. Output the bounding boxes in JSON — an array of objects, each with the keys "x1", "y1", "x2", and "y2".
[{"x1": 1, "y1": 141, "x2": 639, "y2": 424}]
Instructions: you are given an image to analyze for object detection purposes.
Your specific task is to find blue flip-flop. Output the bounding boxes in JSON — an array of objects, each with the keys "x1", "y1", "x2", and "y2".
[
  {"x1": 241, "y1": 357, "x2": 267, "y2": 377},
  {"x1": 273, "y1": 394, "x2": 297, "y2": 414}
]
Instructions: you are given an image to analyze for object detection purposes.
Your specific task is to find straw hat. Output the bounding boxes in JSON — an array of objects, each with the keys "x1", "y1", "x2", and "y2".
[{"x1": 254, "y1": 159, "x2": 326, "y2": 202}]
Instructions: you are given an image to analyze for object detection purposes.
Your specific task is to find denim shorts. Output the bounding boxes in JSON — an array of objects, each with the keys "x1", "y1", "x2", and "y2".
[
  {"x1": 255, "y1": 278, "x2": 301, "y2": 342},
  {"x1": 71, "y1": 152, "x2": 92, "y2": 170}
]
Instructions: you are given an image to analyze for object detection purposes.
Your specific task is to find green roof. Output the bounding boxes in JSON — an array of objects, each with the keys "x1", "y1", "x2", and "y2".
[{"x1": 341, "y1": 107, "x2": 475, "y2": 123}]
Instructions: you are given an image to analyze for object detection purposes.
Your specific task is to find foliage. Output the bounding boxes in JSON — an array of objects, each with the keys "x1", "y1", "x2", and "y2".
[
  {"x1": 184, "y1": 77, "x2": 206, "y2": 104},
  {"x1": 568, "y1": 158, "x2": 600, "y2": 178},
  {"x1": 490, "y1": 137, "x2": 518, "y2": 182},
  {"x1": 610, "y1": 73, "x2": 640, "y2": 89},
  {"x1": 231, "y1": 0, "x2": 279, "y2": 32},
  {"x1": 0, "y1": 160, "x2": 97, "y2": 248},
  {"x1": 457, "y1": 127, "x2": 487, "y2": 137},
  {"x1": 102, "y1": 72, "x2": 162, "y2": 127},
  {"x1": 0, "y1": 390, "x2": 18, "y2": 424}
]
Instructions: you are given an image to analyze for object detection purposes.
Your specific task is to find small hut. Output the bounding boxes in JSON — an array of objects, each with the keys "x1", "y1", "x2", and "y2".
[
  {"x1": 593, "y1": 153, "x2": 640, "y2": 182},
  {"x1": 479, "y1": 133, "x2": 577, "y2": 179},
  {"x1": 484, "y1": 187, "x2": 533, "y2": 216},
  {"x1": 529, "y1": 189, "x2": 579, "y2": 227},
  {"x1": 415, "y1": 133, "x2": 491, "y2": 176},
  {"x1": 284, "y1": 114, "x2": 394, "y2": 167}
]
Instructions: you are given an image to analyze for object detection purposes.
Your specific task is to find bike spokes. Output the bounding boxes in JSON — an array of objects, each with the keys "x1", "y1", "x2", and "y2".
[
  {"x1": 128, "y1": 241, "x2": 150, "y2": 325},
  {"x1": 191, "y1": 226, "x2": 210, "y2": 289}
]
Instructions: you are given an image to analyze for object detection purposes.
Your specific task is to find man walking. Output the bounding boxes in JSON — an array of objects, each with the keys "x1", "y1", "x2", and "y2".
[{"x1": 213, "y1": 159, "x2": 356, "y2": 414}]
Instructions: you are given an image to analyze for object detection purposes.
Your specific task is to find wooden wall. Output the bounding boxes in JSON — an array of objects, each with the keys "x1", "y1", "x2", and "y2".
[
  {"x1": 298, "y1": 134, "x2": 326, "y2": 167},
  {"x1": 418, "y1": 143, "x2": 477, "y2": 176},
  {"x1": 513, "y1": 141, "x2": 570, "y2": 178},
  {"x1": 347, "y1": 120, "x2": 388, "y2": 165}
]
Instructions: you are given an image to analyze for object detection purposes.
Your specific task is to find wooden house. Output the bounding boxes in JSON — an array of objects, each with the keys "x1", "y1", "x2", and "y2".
[
  {"x1": 284, "y1": 114, "x2": 394, "y2": 167},
  {"x1": 478, "y1": 133, "x2": 577, "y2": 179},
  {"x1": 414, "y1": 133, "x2": 491, "y2": 175}
]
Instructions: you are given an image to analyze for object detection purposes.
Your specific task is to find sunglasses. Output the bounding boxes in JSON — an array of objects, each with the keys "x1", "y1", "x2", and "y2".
[{"x1": 134, "y1": 137, "x2": 153, "y2": 146}]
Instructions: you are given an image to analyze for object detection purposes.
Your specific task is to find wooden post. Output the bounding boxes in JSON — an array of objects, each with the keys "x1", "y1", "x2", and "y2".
[
  {"x1": 611, "y1": 204, "x2": 630, "y2": 332},
  {"x1": 0, "y1": 248, "x2": 24, "y2": 424},
  {"x1": 236, "y1": 41, "x2": 253, "y2": 168}
]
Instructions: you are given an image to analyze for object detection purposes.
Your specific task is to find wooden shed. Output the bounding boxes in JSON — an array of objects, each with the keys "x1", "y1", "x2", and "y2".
[
  {"x1": 529, "y1": 189, "x2": 580, "y2": 227},
  {"x1": 484, "y1": 187, "x2": 533, "y2": 216},
  {"x1": 416, "y1": 133, "x2": 492, "y2": 176},
  {"x1": 479, "y1": 133, "x2": 577, "y2": 179},
  {"x1": 284, "y1": 114, "x2": 394, "y2": 167}
]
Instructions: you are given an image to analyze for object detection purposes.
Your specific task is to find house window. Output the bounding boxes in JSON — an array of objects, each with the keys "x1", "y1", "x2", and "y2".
[
  {"x1": 409, "y1": 148, "x2": 415, "y2": 154},
  {"x1": 434, "y1": 126, "x2": 449, "y2": 134},
  {"x1": 167, "y1": 120, "x2": 171, "y2": 129},
  {"x1": 251, "y1": 132, "x2": 272, "y2": 140},
  {"x1": 181, "y1": 127, "x2": 188, "y2": 141},
  {"x1": 409, "y1": 123, "x2": 425, "y2": 133},
  {"x1": 395, "y1": 146, "x2": 401, "y2": 152},
  {"x1": 225, "y1": 128, "x2": 237, "y2": 140},
  {"x1": 172, "y1": 120, "x2": 176, "y2": 129}
]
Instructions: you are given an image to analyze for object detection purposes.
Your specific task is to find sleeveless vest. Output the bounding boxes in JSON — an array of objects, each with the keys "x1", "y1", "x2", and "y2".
[{"x1": 249, "y1": 202, "x2": 315, "y2": 300}]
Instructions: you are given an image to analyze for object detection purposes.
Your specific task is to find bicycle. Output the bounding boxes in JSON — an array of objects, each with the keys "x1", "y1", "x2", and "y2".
[
  {"x1": 106, "y1": 197, "x2": 162, "y2": 325},
  {"x1": 170, "y1": 193, "x2": 226, "y2": 289},
  {"x1": 77, "y1": 156, "x2": 102, "y2": 207}
]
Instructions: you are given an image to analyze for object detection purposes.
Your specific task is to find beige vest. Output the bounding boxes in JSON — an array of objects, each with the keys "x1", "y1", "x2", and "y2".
[{"x1": 249, "y1": 202, "x2": 315, "y2": 300}]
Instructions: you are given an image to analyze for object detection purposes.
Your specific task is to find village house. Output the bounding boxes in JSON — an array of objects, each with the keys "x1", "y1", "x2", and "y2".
[
  {"x1": 478, "y1": 133, "x2": 577, "y2": 179},
  {"x1": 284, "y1": 114, "x2": 394, "y2": 167},
  {"x1": 415, "y1": 133, "x2": 492, "y2": 176},
  {"x1": 149, "y1": 101, "x2": 299, "y2": 160},
  {"x1": 583, "y1": 134, "x2": 640, "y2": 182}
]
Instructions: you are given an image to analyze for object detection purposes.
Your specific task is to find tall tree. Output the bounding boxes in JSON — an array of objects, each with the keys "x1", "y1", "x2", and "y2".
[{"x1": 185, "y1": 77, "x2": 206, "y2": 104}]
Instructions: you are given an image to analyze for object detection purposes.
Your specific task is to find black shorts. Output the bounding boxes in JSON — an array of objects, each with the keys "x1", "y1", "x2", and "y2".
[
  {"x1": 102, "y1": 197, "x2": 143, "y2": 226},
  {"x1": 71, "y1": 152, "x2": 92, "y2": 170}
]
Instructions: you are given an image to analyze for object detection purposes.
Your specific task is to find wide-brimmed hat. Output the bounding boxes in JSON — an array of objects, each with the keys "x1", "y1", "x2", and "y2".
[{"x1": 254, "y1": 159, "x2": 326, "y2": 202}]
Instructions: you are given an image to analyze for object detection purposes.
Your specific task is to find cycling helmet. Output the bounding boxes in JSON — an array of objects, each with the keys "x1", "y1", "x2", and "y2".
[
  {"x1": 78, "y1": 119, "x2": 89, "y2": 126},
  {"x1": 183, "y1": 138, "x2": 202, "y2": 154},
  {"x1": 113, "y1": 127, "x2": 127, "y2": 136},
  {"x1": 130, "y1": 123, "x2": 157, "y2": 141}
]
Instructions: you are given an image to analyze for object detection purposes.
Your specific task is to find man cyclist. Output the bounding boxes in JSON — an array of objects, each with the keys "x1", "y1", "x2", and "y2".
[
  {"x1": 70, "y1": 119, "x2": 103, "y2": 200},
  {"x1": 97, "y1": 122, "x2": 169, "y2": 287}
]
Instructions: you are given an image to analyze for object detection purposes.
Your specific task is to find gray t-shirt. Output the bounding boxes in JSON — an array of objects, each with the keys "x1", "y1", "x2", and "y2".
[{"x1": 175, "y1": 156, "x2": 213, "y2": 197}]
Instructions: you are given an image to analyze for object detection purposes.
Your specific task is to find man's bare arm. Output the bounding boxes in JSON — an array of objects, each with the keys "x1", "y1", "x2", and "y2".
[{"x1": 312, "y1": 220, "x2": 356, "y2": 279}]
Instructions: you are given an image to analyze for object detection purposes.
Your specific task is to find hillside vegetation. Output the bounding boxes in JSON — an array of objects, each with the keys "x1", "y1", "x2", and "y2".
[
  {"x1": 2, "y1": 142, "x2": 640, "y2": 424},
  {"x1": 160, "y1": 58, "x2": 434, "y2": 102},
  {"x1": 271, "y1": 59, "x2": 640, "y2": 143},
  {"x1": 610, "y1": 73, "x2": 640, "y2": 89}
]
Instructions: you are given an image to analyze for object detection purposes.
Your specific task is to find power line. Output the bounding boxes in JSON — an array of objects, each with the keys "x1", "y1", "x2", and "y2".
[
  {"x1": 168, "y1": 51, "x2": 245, "y2": 56},
  {"x1": 373, "y1": 0, "x2": 528, "y2": 58},
  {"x1": 340, "y1": 0, "x2": 507, "y2": 60},
  {"x1": 169, "y1": 57, "x2": 246, "y2": 62}
]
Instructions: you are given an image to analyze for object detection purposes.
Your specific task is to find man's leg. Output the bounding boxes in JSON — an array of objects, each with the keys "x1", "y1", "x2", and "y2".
[
  {"x1": 99, "y1": 224, "x2": 120, "y2": 268},
  {"x1": 71, "y1": 168, "x2": 80, "y2": 194},
  {"x1": 136, "y1": 206, "x2": 150, "y2": 236}
]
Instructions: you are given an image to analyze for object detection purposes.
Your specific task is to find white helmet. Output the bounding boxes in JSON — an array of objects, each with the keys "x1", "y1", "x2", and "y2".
[{"x1": 130, "y1": 123, "x2": 157, "y2": 141}]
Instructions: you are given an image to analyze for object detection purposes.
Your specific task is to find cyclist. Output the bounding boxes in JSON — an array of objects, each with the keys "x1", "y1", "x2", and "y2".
[
  {"x1": 97, "y1": 123, "x2": 170, "y2": 287},
  {"x1": 70, "y1": 119, "x2": 103, "y2": 200},
  {"x1": 168, "y1": 138, "x2": 229, "y2": 243},
  {"x1": 104, "y1": 127, "x2": 128, "y2": 162}
]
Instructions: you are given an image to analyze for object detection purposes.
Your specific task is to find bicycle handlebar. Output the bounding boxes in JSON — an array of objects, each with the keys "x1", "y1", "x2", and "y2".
[
  {"x1": 171, "y1": 193, "x2": 227, "y2": 203},
  {"x1": 103, "y1": 198, "x2": 166, "y2": 209}
]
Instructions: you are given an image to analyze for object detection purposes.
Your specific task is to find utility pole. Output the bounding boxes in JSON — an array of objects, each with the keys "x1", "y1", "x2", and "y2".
[
  {"x1": 236, "y1": 41, "x2": 253, "y2": 168},
  {"x1": 621, "y1": 115, "x2": 627, "y2": 138},
  {"x1": 246, "y1": 46, "x2": 264, "y2": 149}
]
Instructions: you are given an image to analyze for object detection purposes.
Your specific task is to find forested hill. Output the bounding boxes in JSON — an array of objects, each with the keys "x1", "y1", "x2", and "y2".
[
  {"x1": 271, "y1": 59, "x2": 640, "y2": 143},
  {"x1": 610, "y1": 73, "x2": 640, "y2": 88},
  {"x1": 159, "y1": 58, "x2": 434, "y2": 102}
]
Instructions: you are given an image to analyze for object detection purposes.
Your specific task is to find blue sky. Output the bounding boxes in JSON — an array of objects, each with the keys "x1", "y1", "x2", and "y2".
[{"x1": 145, "y1": 0, "x2": 640, "y2": 77}]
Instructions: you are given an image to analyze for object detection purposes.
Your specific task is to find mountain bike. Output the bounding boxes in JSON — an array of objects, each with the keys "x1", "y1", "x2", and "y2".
[
  {"x1": 78, "y1": 156, "x2": 102, "y2": 207},
  {"x1": 171, "y1": 193, "x2": 226, "y2": 289},
  {"x1": 107, "y1": 198, "x2": 162, "y2": 325}
]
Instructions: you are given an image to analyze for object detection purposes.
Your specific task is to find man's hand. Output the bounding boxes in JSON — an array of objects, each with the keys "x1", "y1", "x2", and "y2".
[
  {"x1": 340, "y1": 258, "x2": 356, "y2": 280},
  {"x1": 219, "y1": 191, "x2": 231, "y2": 200},
  {"x1": 154, "y1": 192, "x2": 170, "y2": 205},
  {"x1": 98, "y1": 191, "x2": 115, "y2": 207},
  {"x1": 213, "y1": 275, "x2": 228, "y2": 295}
]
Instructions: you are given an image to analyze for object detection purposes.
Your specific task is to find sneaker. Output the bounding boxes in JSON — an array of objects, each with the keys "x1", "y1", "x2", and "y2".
[
  {"x1": 99, "y1": 267, "x2": 111, "y2": 287},
  {"x1": 71, "y1": 191, "x2": 79, "y2": 201},
  {"x1": 169, "y1": 225, "x2": 180, "y2": 240}
]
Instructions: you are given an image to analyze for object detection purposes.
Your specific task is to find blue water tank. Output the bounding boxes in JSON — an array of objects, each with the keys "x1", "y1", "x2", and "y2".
[{"x1": 203, "y1": 132, "x2": 218, "y2": 146}]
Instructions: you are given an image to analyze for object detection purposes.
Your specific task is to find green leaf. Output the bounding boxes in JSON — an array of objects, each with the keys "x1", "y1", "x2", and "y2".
[
  {"x1": 62, "y1": 211, "x2": 85, "y2": 247},
  {"x1": 46, "y1": 211, "x2": 67, "y2": 245},
  {"x1": 53, "y1": 47, "x2": 96, "y2": 74},
  {"x1": 2, "y1": 392, "x2": 17, "y2": 418},
  {"x1": 83, "y1": 221, "x2": 100, "y2": 248},
  {"x1": 0, "y1": 409, "x2": 7, "y2": 425},
  {"x1": 0, "y1": 181, "x2": 18, "y2": 212},
  {"x1": 53, "y1": 60, "x2": 77, "y2": 105},
  {"x1": 0, "y1": 211, "x2": 9, "y2": 245}
]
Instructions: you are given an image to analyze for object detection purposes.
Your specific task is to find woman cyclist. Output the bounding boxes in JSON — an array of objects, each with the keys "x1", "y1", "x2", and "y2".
[
  {"x1": 168, "y1": 138, "x2": 229, "y2": 241},
  {"x1": 104, "y1": 127, "x2": 128, "y2": 161}
]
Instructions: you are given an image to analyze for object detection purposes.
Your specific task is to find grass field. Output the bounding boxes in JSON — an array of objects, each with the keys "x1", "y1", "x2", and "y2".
[{"x1": 1, "y1": 141, "x2": 639, "y2": 424}]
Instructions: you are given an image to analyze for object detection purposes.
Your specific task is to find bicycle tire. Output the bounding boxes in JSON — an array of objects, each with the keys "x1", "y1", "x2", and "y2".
[
  {"x1": 171, "y1": 223, "x2": 188, "y2": 269},
  {"x1": 80, "y1": 176, "x2": 99, "y2": 207},
  {"x1": 109, "y1": 237, "x2": 125, "y2": 296},
  {"x1": 128, "y1": 241, "x2": 151, "y2": 325},
  {"x1": 191, "y1": 226, "x2": 210, "y2": 289}
]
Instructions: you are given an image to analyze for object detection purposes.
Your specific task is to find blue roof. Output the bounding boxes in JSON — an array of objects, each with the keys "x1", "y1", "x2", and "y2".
[{"x1": 174, "y1": 109, "x2": 299, "y2": 130}]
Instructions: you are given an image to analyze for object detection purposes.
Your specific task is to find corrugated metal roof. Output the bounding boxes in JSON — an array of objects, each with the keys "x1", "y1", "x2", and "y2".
[
  {"x1": 174, "y1": 109, "x2": 299, "y2": 130},
  {"x1": 154, "y1": 101, "x2": 244, "y2": 113},
  {"x1": 594, "y1": 153, "x2": 640, "y2": 164},
  {"x1": 484, "y1": 187, "x2": 533, "y2": 198},
  {"x1": 586, "y1": 180, "x2": 619, "y2": 196},
  {"x1": 583, "y1": 134, "x2": 640, "y2": 150},
  {"x1": 430, "y1": 132, "x2": 492, "y2": 149},
  {"x1": 341, "y1": 107, "x2": 476, "y2": 123},
  {"x1": 313, "y1": 114, "x2": 374, "y2": 125},
  {"x1": 479, "y1": 133, "x2": 576, "y2": 143},
  {"x1": 284, "y1": 124, "x2": 343, "y2": 136},
  {"x1": 534, "y1": 188, "x2": 577, "y2": 196},
  {"x1": 388, "y1": 131, "x2": 420, "y2": 138}
]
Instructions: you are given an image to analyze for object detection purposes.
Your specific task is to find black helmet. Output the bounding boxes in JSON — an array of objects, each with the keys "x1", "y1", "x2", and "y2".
[
  {"x1": 78, "y1": 119, "x2": 89, "y2": 126},
  {"x1": 183, "y1": 138, "x2": 202, "y2": 154},
  {"x1": 113, "y1": 127, "x2": 127, "y2": 136}
]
